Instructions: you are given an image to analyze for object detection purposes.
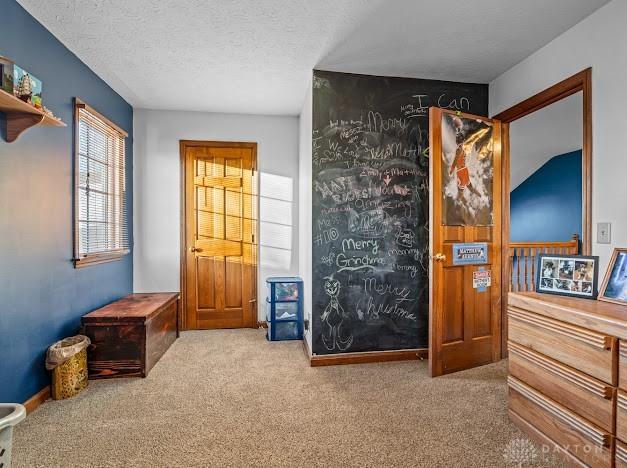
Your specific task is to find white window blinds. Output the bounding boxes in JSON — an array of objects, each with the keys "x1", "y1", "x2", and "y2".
[{"x1": 75, "y1": 102, "x2": 129, "y2": 265}]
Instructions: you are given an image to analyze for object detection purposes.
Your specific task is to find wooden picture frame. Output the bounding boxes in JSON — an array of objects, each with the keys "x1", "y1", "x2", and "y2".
[
  {"x1": 535, "y1": 253, "x2": 599, "y2": 300},
  {"x1": 598, "y1": 248, "x2": 627, "y2": 305}
]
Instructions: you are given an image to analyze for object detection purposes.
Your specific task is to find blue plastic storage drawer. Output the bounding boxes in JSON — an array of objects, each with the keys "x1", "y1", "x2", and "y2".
[
  {"x1": 266, "y1": 301, "x2": 299, "y2": 321},
  {"x1": 266, "y1": 277, "x2": 300, "y2": 302},
  {"x1": 265, "y1": 276, "x2": 303, "y2": 341},
  {"x1": 267, "y1": 320, "x2": 300, "y2": 341}
]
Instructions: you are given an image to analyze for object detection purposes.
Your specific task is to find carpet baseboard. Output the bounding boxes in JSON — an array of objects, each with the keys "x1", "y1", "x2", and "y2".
[
  {"x1": 309, "y1": 348, "x2": 428, "y2": 367},
  {"x1": 24, "y1": 385, "x2": 50, "y2": 414}
]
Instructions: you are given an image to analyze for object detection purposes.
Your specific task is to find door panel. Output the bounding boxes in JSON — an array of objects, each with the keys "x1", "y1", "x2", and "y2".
[
  {"x1": 429, "y1": 108, "x2": 502, "y2": 376},
  {"x1": 197, "y1": 257, "x2": 216, "y2": 309},
  {"x1": 225, "y1": 260, "x2": 243, "y2": 308},
  {"x1": 474, "y1": 288, "x2": 492, "y2": 337},
  {"x1": 442, "y1": 268, "x2": 464, "y2": 343},
  {"x1": 183, "y1": 141, "x2": 257, "y2": 330}
]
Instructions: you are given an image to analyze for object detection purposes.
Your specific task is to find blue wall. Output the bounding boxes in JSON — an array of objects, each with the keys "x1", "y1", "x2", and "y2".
[
  {"x1": 0, "y1": 0, "x2": 133, "y2": 403},
  {"x1": 510, "y1": 150, "x2": 582, "y2": 242}
]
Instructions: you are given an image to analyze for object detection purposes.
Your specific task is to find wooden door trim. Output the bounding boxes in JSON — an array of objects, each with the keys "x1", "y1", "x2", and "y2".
[
  {"x1": 179, "y1": 140, "x2": 259, "y2": 331},
  {"x1": 493, "y1": 68, "x2": 592, "y2": 357},
  {"x1": 428, "y1": 107, "x2": 442, "y2": 377},
  {"x1": 493, "y1": 68, "x2": 592, "y2": 255}
]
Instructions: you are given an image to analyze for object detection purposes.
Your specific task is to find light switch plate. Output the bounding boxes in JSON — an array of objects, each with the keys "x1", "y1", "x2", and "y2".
[{"x1": 597, "y1": 222, "x2": 611, "y2": 244}]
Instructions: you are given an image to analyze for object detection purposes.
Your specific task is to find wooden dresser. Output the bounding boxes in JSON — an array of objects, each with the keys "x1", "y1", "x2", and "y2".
[
  {"x1": 82, "y1": 293, "x2": 179, "y2": 379},
  {"x1": 508, "y1": 292, "x2": 627, "y2": 467}
]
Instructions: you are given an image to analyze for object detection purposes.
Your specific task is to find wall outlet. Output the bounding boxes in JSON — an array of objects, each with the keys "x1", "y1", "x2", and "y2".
[{"x1": 597, "y1": 222, "x2": 611, "y2": 244}]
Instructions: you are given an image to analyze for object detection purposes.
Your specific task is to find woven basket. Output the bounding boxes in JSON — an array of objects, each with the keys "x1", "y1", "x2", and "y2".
[{"x1": 51, "y1": 348, "x2": 89, "y2": 400}]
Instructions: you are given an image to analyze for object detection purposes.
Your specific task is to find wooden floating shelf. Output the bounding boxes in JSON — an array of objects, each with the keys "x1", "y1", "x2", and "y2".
[{"x1": 0, "y1": 88, "x2": 66, "y2": 143}]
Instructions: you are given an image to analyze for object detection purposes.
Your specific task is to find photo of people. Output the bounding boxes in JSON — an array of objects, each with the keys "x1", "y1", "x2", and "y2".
[
  {"x1": 540, "y1": 278, "x2": 554, "y2": 289},
  {"x1": 600, "y1": 249, "x2": 627, "y2": 304},
  {"x1": 554, "y1": 279, "x2": 571, "y2": 291},
  {"x1": 574, "y1": 260, "x2": 594, "y2": 282},
  {"x1": 542, "y1": 260, "x2": 558, "y2": 279},
  {"x1": 558, "y1": 260, "x2": 575, "y2": 279},
  {"x1": 537, "y1": 255, "x2": 598, "y2": 299}
]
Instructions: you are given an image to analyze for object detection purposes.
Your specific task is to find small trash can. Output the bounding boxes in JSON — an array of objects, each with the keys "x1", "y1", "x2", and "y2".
[
  {"x1": 46, "y1": 335, "x2": 91, "y2": 400},
  {"x1": 0, "y1": 403, "x2": 26, "y2": 468}
]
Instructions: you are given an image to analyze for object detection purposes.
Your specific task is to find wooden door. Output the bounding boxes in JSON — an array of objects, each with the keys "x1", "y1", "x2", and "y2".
[
  {"x1": 182, "y1": 141, "x2": 257, "y2": 330},
  {"x1": 429, "y1": 108, "x2": 502, "y2": 376}
]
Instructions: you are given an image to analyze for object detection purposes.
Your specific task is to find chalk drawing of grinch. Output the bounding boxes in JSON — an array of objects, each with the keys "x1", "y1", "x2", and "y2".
[{"x1": 321, "y1": 276, "x2": 353, "y2": 351}]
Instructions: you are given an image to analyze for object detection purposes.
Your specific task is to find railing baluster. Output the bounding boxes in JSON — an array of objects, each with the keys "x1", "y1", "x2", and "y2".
[
  {"x1": 516, "y1": 247, "x2": 521, "y2": 292},
  {"x1": 522, "y1": 248, "x2": 529, "y2": 291},
  {"x1": 506, "y1": 235, "x2": 579, "y2": 295},
  {"x1": 530, "y1": 247, "x2": 536, "y2": 291},
  {"x1": 510, "y1": 249, "x2": 515, "y2": 292}
]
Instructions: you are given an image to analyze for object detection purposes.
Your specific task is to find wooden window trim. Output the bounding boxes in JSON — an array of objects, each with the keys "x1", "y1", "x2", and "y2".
[
  {"x1": 73, "y1": 97, "x2": 129, "y2": 268},
  {"x1": 74, "y1": 249, "x2": 130, "y2": 269},
  {"x1": 75, "y1": 98, "x2": 128, "y2": 137}
]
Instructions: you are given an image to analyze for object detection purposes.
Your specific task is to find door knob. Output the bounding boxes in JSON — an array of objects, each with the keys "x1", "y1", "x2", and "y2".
[
  {"x1": 433, "y1": 253, "x2": 446, "y2": 262},
  {"x1": 189, "y1": 246, "x2": 203, "y2": 253}
]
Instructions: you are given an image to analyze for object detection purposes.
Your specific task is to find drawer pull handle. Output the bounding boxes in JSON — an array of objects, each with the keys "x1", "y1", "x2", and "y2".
[
  {"x1": 509, "y1": 377, "x2": 610, "y2": 448},
  {"x1": 509, "y1": 307, "x2": 612, "y2": 350},
  {"x1": 509, "y1": 342, "x2": 613, "y2": 399}
]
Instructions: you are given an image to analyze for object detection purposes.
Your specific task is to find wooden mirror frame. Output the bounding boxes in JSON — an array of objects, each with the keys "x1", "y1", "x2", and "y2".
[
  {"x1": 598, "y1": 247, "x2": 627, "y2": 305},
  {"x1": 493, "y1": 68, "x2": 592, "y2": 357}
]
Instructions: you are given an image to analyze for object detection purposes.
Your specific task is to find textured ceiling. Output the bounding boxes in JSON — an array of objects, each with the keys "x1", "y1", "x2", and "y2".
[{"x1": 17, "y1": 0, "x2": 609, "y2": 115}]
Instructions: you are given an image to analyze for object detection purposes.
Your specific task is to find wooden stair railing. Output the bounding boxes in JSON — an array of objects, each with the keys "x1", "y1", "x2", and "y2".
[{"x1": 508, "y1": 234, "x2": 580, "y2": 292}]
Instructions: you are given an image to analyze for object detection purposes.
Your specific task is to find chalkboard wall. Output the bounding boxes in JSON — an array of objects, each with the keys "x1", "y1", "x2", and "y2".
[{"x1": 311, "y1": 70, "x2": 488, "y2": 355}]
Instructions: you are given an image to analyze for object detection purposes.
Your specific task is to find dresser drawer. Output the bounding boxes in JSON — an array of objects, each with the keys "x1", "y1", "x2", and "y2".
[
  {"x1": 508, "y1": 307, "x2": 617, "y2": 385},
  {"x1": 618, "y1": 390, "x2": 627, "y2": 443},
  {"x1": 508, "y1": 341, "x2": 615, "y2": 432},
  {"x1": 509, "y1": 377, "x2": 613, "y2": 468},
  {"x1": 620, "y1": 341, "x2": 627, "y2": 390},
  {"x1": 617, "y1": 439, "x2": 627, "y2": 468}
]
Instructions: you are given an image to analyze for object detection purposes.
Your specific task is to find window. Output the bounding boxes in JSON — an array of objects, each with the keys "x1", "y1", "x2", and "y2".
[{"x1": 73, "y1": 98, "x2": 129, "y2": 267}]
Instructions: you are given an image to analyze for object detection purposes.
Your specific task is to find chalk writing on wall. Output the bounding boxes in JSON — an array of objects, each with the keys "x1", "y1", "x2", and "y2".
[{"x1": 311, "y1": 70, "x2": 488, "y2": 355}]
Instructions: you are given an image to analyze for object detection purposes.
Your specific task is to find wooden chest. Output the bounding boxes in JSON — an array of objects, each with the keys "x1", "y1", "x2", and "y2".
[{"x1": 81, "y1": 293, "x2": 179, "y2": 379}]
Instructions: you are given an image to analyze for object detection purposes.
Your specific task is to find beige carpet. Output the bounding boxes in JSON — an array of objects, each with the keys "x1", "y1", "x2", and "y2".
[{"x1": 13, "y1": 329, "x2": 562, "y2": 467}]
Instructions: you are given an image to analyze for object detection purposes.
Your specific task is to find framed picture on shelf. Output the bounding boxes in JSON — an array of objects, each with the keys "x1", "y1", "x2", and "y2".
[
  {"x1": 535, "y1": 253, "x2": 599, "y2": 299},
  {"x1": 599, "y1": 248, "x2": 627, "y2": 305}
]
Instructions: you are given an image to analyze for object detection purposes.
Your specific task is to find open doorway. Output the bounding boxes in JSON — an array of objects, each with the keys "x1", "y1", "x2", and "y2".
[
  {"x1": 494, "y1": 69, "x2": 592, "y2": 356},
  {"x1": 508, "y1": 92, "x2": 583, "y2": 290}
]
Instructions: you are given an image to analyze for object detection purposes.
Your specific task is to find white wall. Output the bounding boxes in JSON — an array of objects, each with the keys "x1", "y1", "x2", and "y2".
[
  {"x1": 298, "y1": 80, "x2": 313, "y2": 353},
  {"x1": 133, "y1": 109, "x2": 299, "y2": 320},
  {"x1": 509, "y1": 92, "x2": 582, "y2": 190},
  {"x1": 490, "y1": 0, "x2": 624, "y2": 272}
]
